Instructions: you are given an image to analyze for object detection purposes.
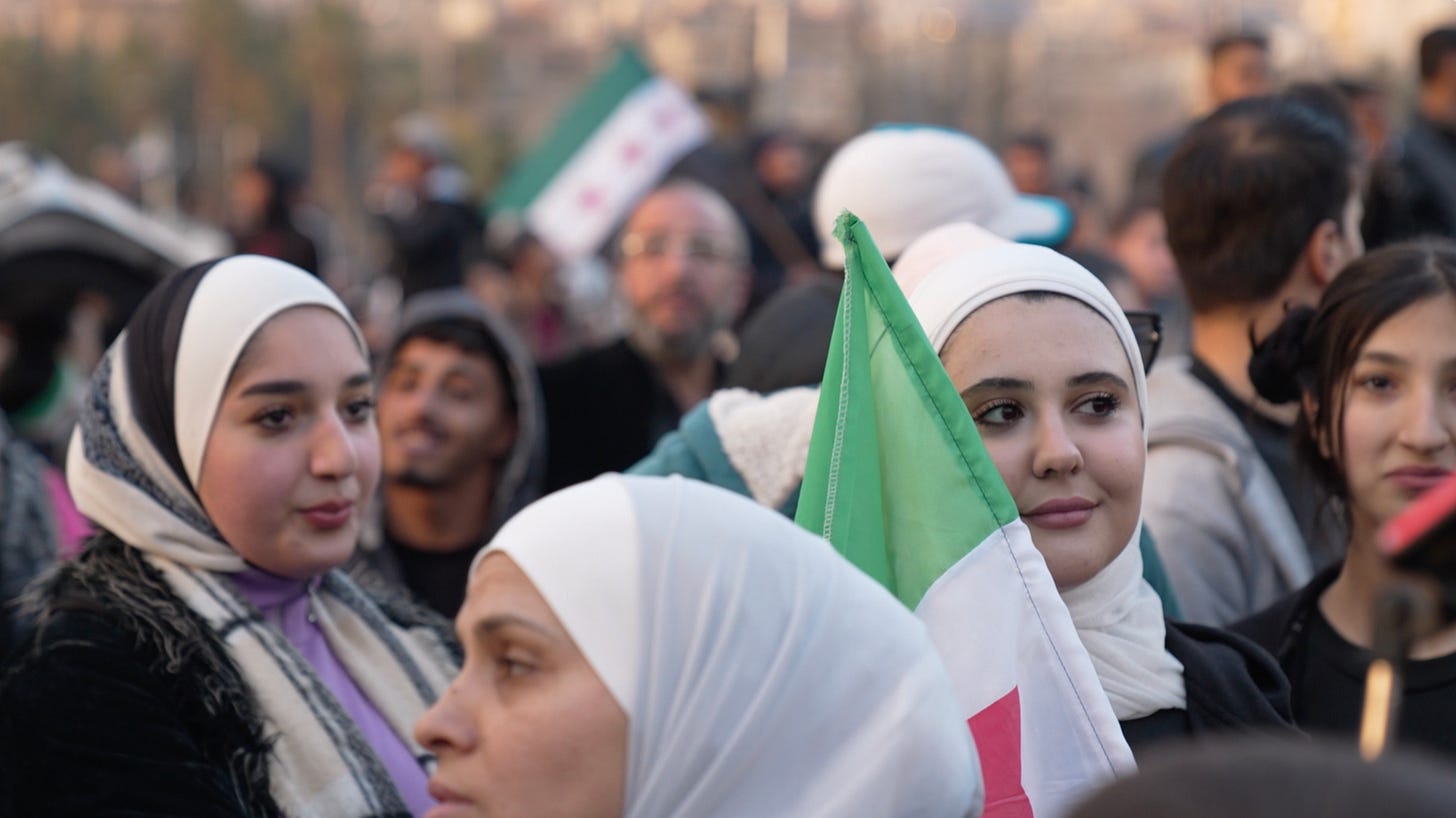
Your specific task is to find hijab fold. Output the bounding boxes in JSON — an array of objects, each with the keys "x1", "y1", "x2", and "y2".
[
  {"x1": 482, "y1": 474, "x2": 984, "y2": 818},
  {"x1": 906, "y1": 240, "x2": 1186, "y2": 721},
  {"x1": 66, "y1": 255, "x2": 458, "y2": 817}
]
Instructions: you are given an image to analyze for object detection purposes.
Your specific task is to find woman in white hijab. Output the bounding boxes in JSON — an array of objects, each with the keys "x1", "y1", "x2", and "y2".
[
  {"x1": 415, "y1": 473, "x2": 983, "y2": 818},
  {"x1": 1, "y1": 256, "x2": 458, "y2": 817},
  {"x1": 903, "y1": 232, "x2": 1293, "y2": 755}
]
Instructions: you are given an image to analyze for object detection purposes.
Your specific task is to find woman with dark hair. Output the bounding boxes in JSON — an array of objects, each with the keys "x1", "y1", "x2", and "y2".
[
  {"x1": 0, "y1": 256, "x2": 458, "y2": 816},
  {"x1": 1235, "y1": 240, "x2": 1456, "y2": 757}
]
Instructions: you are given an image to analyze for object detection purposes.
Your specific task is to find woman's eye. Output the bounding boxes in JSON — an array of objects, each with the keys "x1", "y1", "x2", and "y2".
[
  {"x1": 256, "y1": 407, "x2": 292, "y2": 430},
  {"x1": 973, "y1": 400, "x2": 1023, "y2": 426},
  {"x1": 1076, "y1": 393, "x2": 1121, "y2": 417},
  {"x1": 496, "y1": 656, "x2": 536, "y2": 679},
  {"x1": 346, "y1": 396, "x2": 376, "y2": 422},
  {"x1": 1359, "y1": 374, "x2": 1396, "y2": 394}
]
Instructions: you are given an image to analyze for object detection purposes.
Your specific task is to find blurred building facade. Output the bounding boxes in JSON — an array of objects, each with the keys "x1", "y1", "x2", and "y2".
[{"x1": 6, "y1": 0, "x2": 1456, "y2": 231}]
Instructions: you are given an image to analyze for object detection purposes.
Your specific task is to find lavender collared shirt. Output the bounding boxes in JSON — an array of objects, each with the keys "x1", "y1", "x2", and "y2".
[{"x1": 232, "y1": 568, "x2": 435, "y2": 817}]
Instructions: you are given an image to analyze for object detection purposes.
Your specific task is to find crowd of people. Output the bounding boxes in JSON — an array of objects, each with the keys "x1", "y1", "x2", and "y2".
[{"x1": 5, "y1": 19, "x2": 1456, "y2": 818}]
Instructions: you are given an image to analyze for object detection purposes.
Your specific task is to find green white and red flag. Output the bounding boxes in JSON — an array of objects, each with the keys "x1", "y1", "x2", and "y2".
[
  {"x1": 491, "y1": 48, "x2": 709, "y2": 260},
  {"x1": 795, "y1": 212, "x2": 1136, "y2": 818}
]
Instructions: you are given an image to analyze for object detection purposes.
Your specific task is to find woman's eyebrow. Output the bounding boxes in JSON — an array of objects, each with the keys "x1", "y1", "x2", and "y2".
[
  {"x1": 959, "y1": 377, "x2": 1033, "y2": 400},
  {"x1": 237, "y1": 372, "x2": 371, "y2": 398},
  {"x1": 472, "y1": 613, "x2": 555, "y2": 642},
  {"x1": 1357, "y1": 350, "x2": 1408, "y2": 367},
  {"x1": 1067, "y1": 371, "x2": 1130, "y2": 390},
  {"x1": 239, "y1": 379, "x2": 306, "y2": 398}
]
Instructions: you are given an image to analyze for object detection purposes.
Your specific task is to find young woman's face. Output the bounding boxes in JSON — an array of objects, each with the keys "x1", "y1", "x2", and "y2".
[
  {"x1": 940, "y1": 296, "x2": 1145, "y2": 590},
  {"x1": 196, "y1": 307, "x2": 379, "y2": 579},
  {"x1": 1338, "y1": 294, "x2": 1456, "y2": 539},
  {"x1": 415, "y1": 553, "x2": 628, "y2": 818}
]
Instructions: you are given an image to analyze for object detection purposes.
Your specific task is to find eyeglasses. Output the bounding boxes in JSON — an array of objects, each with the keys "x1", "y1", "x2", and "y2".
[
  {"x1": 1124, "y1": 310, "x2": 1163, "y2": 375},
  {"x1": 619, "y1": 231, "x2": 738, "y2": 264}
]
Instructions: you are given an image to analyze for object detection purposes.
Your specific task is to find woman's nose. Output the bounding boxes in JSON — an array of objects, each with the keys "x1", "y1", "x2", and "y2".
[
  {"x1": 310, "y1": 413, "x2": 360, "y2": 479},
  {"x1": 1398, "y1": 391, "x2": 1455, "y2": 454},
  {"x1": 414, "y1": 684, "x2": 475, "y2": 754},
  {"x1": 1031, "y1": 413, "x2": 1083, "y2": 478}
]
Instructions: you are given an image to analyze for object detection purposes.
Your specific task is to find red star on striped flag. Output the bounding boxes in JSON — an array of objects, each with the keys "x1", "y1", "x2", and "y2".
[{"x1": 653, "y1": 106, "x2": 681, "y2": 131}]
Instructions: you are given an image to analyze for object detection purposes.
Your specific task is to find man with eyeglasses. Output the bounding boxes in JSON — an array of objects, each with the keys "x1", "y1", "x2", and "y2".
[{"x1": 539, "y1": 181, "x2": 750, "y2": 491}]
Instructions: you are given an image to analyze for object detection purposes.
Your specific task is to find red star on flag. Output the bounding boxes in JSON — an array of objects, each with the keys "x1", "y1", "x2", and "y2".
[
  {"x1": 653, "y1": 107, "x2": 681, "y2": 131},
  {"x1": 579, "y1": 186, "x2": 604, "y2": 211},
  {"x1": 621, "y1": 140, "x2": 645, "y2": 164}
]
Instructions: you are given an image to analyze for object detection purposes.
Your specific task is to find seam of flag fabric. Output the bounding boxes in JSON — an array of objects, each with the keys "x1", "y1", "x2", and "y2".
[{"x1": 820, "y1": 265, "x2": 855, "y2": 544}]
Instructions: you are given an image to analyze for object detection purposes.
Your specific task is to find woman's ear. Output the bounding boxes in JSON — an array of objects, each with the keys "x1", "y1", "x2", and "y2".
[
  {"x1": 1304, "y1": 219, "x2": 1341, "y2": 290},
  {"x1": 1305, "y1": 216, "x2": 1362, "y2": 292}
]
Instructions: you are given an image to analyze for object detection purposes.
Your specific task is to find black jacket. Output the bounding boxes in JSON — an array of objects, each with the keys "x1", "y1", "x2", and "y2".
[
  {"x1": 0, "y1": 535, "x2": 277, "y2": 817},
  {"x1": 1231, "y1": 565, "x2": 1456, "y2": 758},
  {"x1": 1120, "y1": 619, "x2": 1296, "y2": 759},
  {"x1": 541, "y1": 338, "x2": 700, "y2": 491},
  {"x1": 1363, "y1": 115, "x2": 1456, "y2": 248}
]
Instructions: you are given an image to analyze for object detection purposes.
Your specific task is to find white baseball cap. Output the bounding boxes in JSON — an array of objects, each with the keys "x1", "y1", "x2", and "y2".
[{"x1": 812, "y1": 124, "x2": 1073, "y2": 268}]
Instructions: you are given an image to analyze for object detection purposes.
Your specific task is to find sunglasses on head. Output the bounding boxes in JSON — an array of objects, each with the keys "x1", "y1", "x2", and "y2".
[{"x1": 1123, "y1": 310, "x2": 1163, "y2": 375}]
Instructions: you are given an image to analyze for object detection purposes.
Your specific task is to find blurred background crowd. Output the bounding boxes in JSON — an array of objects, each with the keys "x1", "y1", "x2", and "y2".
[
  {"x1": 2, "y1": 0, "x2": 1452, "y2": 334},
  {"x1": 11, "y1": 2, "x2": 1456, "y2": 815}
]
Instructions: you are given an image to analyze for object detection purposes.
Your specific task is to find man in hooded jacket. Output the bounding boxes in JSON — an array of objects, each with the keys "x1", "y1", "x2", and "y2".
[{"x1": 359, "y1": 289, "x2": 545, "y2": 617}]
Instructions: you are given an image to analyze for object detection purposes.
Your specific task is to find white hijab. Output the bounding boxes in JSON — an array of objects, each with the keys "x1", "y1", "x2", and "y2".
[
  {"x1": 905, "y1": 239, "x2": 1186, "y2": 721},
  {"x1": 481, "y1": 474, "x2": 984, "y2": 818}
]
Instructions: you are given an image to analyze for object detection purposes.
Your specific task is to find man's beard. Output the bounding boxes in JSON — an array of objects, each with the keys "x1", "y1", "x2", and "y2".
[
  {"x1": 628, "y1": 294, "x2": 739, "y2": 365},
  {"x1": 629, "y1": 319, "x2": 715, "y2": 364}
]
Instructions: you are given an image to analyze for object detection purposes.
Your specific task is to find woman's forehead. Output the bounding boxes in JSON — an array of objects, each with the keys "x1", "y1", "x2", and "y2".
[
  {"x1": 230, "y1": 306, "x2": 364, "y2": 383},
  {"x1": 953, "y1": 296, "x2": 1132, "y2": 378},
  {"x1": 461, "y1": 554, "x2": 570, "y2": 642}
]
